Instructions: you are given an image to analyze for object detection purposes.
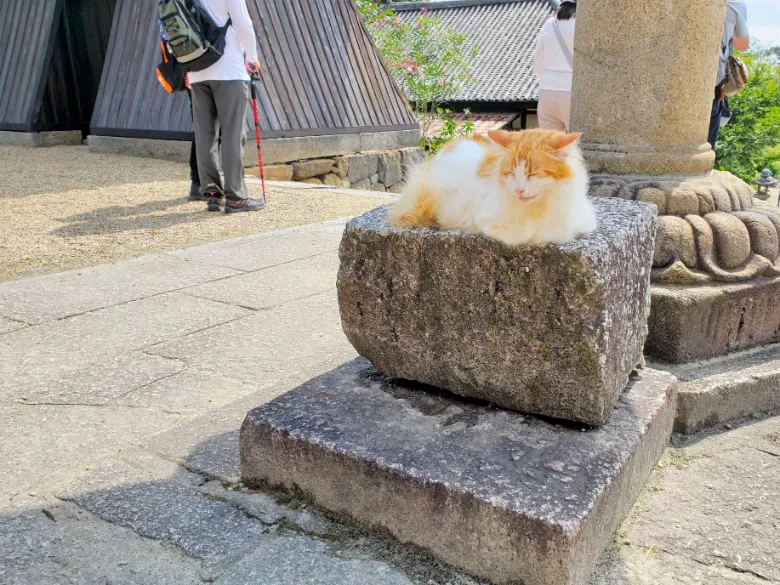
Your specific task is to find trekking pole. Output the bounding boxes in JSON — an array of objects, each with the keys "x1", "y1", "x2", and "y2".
[{"x1": 249, "y1": 74, "x2": 267, "y2": 201}]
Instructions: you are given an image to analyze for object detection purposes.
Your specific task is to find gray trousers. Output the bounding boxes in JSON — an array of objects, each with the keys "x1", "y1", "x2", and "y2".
[{"x1": 191, "y1": 80, "x2": 249, "y2": 200}]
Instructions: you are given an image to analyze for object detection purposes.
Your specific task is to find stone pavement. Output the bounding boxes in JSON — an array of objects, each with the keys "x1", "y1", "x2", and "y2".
[{"x1": 1, "y1": 218, "x2": 778, "y2": 585}]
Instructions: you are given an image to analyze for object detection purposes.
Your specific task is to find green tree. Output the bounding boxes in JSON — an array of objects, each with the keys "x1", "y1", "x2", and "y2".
[
  {"x1": 716, "y1": 49, "x2": 780, "y2": 182},
  {"x1": 358, "y1": 1, "x2": 479, "y2": 152}
]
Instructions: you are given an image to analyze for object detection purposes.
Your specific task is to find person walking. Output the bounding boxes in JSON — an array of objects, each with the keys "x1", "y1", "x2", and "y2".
[
  {"x1": 708, "y1": 0, "x2": 749, "y2": 150},
  {"x1": 533, "y1": 0, "x2": 576, "y2": 132},
  {"x1": 189, "y1": 0, "x2": 265, "y2": 213}
]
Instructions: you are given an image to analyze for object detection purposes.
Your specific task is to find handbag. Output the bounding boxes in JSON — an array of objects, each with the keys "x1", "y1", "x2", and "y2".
[{"x1": 723, "y1": 54, "x2": 748, "y2": 97}]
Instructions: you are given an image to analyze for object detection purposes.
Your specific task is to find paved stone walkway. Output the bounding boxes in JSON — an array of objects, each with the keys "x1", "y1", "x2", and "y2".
[{"x1": 1, "y1": 219, "x2": 778, "y2": 585}]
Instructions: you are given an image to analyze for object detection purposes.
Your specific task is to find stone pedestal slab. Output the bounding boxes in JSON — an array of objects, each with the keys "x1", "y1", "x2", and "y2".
[
  {"x1": 337, "y1": 199, "x2": 657, "y2": 426},
  {"x1": 240, "y1": 359, "x2": 677, "y2": 585},
  {"x1": 650, "y1": 342, "x2": 780, "y2": 434},
  {"x1": 647, "y1": 277, "x2": 780, "y2": 363}
]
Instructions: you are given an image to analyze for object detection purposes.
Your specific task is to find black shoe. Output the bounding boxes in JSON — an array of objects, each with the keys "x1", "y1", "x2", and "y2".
[
  {"x1": 206, "y1": 193, "x2": 226, "y2": 212},
  {"x1": 224, "y1": 197, "x2": 267, "y2": 214},
  {"x1": 188, "y1": 182, "x2": 207, "y2": 201}
]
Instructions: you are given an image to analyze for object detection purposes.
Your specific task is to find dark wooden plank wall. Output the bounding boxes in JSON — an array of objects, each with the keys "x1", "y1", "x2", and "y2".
[
  {"x1": 0, "y1": 0, "x2": 60, "y2": 130},
  {"x1": 90, "y1": 0, "x2": 417, "y2": 140},
  {"x1": 37, "y1": 0, "x2": 117, "y2": 131},
  {"x1": 90, "y1": 0, "x2": 192, "y2": 139}
]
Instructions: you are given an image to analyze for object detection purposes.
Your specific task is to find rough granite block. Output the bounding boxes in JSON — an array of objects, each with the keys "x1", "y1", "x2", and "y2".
[
  {"x1": 240, "y1": 359, "x2": 677, "y2": 585},
  {"x1": 337, "y1": 199, "x2": 657, "y2": 426}
]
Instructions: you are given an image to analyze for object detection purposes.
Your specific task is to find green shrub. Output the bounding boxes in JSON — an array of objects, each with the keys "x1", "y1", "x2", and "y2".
[{"x1": 358, "y1": 1, "x2": 478, "y2": 153}]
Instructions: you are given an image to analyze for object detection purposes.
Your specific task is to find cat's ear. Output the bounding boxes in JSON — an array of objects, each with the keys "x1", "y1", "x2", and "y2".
[
  {"x1": 487, "y1": 130, "x2": 516, "y2": 149},
  {"x1": 555, "y1": 132, "x2": 582, "y2": 154}
]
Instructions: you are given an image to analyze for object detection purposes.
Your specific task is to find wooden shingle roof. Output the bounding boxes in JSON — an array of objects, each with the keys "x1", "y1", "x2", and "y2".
[{"x1": 394, "y1": 0, "x2": 554, "y2": 104}]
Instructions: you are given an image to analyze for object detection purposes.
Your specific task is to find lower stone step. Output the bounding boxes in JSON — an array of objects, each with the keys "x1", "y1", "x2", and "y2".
[
  {"x1": 240, "y1": 359, "x2": 677, "y2": 585},
  {"x1": 650, "y1": 342, "x2": 780, "y2": 434}
]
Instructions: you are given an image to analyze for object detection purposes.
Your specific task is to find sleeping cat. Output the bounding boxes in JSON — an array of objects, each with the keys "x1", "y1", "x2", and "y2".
[{"x1": 389, "y1": 129, "x2": 596, "y2": 246}]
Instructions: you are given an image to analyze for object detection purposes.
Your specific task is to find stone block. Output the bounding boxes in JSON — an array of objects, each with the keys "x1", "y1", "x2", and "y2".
[
  {"x1": 0, "y1": 253, "x2": 240, "y2": 325},
  {"x1": 649, "y1": 342, "x2": 780, "y2": 433},
  {"x1": 333, "y1": 157, "x2": 349, "y2": 178},
  {"x1": 240, "y1": 359, "x2": 677, "y2": 585},
  {"x1": 185, "y1": 252, "x2": 339, "y2": 311},
  {"x1": 337, "y1": 199, "x2": 657, "y2": 426},
  {"x1": 322, "y1": 173, "x2": 342, "y2": 187},
  {"x1": 88, "y1": 135, "x2": 191, "y2": 164},
  {"x1": 292, "y1": 158, "x2": 336, "y2": 180},
  {"x1": 352, "y1": 178, "x2": 371, "y2": 191},
  {"x1": 646, "y1": 277, "x2": 780, "y2": 362},
  {"x1": 257, "y1": 164, "x2": 293, "y2": 182},
  {"x1": 170, "y1": 219, "x2": 346, "y2": 272},
  {"x1": 299, "y1": 177, "x2": 323, "y2": 185},
  {"x1": 359, "y1": 128, "x2": 420, "y2": 152},
  {"x1": 213, "y1": 536, "x2": 414, "y2": 585},
  {"x1": 0, "y1": 317, "x2": 25, "y2": 334},
  {"x1": 346, "y1": 153, "x2": 379, "y2": 183},
  {"x1": 372, "y1": 183, "x2": 387, "y2": 193},
  {"x1": 59, "y1": 460, "x2": 267, "y2": 562},
  {"x1": 378, "y1": 151, "x2": 403, "y2": 187},
  {"x1": 400, "y1": 147, "x2": 425, "y2": 178},
  {"x1": 0, "y1": 501, "x2": 204, "y2": 585}
]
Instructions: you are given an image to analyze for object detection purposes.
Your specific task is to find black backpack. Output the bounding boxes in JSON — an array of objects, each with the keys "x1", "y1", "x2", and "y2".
[{"x1": 157, "y1": 0, "x2": 232, "y2": 72}]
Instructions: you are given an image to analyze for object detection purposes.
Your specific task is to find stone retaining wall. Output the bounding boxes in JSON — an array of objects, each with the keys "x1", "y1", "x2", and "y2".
[{"x1": 262, "y1": 147, "x2": 424, "y2": 192}]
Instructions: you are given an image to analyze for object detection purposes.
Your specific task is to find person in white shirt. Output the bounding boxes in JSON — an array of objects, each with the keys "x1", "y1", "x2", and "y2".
[
  {"x1": 708, "y1": 0, "x2": 749, "y2": 150},
  {"x1": 532, "y1": 0, "x2": 576, "y2": 132},
  {"x1": 189, "y1": 0, "x2": 265, "y2": 213}
]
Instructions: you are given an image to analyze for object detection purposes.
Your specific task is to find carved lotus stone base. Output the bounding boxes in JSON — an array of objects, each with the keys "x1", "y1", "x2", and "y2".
[
  {"x1": 590, "y1": 171, "x2": 780, "y2": 285},
  {"x1": 592, "y1": 171, "x2": 780, "y2": 361}
]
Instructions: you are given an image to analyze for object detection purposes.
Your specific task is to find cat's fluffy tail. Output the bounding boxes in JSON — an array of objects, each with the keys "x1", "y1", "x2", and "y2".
[{"x1": 389, "y1": 164, "x2": 438, "y2": 228}]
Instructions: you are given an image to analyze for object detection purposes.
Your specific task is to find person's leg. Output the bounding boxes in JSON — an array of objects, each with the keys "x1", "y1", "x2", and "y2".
[
  {"x1": 212, "y1": 80, "x2": 249, "y2": 201},
  {"x1": 559, "y1": 91, "x2": 572, "y2": 133},
  {"x1": 708, "y1": 86, "x2": 724, "y2": 149},
  {"x1": 190, "y1": 81, "x2": 224, "y2": 208},
  {"x1": 187, "y1": 89, "x2": 203, "y2": 200},
  {"x1": 537, "y1": 90, "x2": 567, "y2": 132}
]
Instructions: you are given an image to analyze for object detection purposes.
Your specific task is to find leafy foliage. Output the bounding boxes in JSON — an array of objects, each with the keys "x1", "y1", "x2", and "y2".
[
  {"x1": 716, "y1": 49, "x2": 780, "y2": 182},
  {"x1": 427, "y1": 108, "x2": 476, "y2": 153},
  {"x1": 358, "y1": 1, "x2": 479, "y2": 152}
]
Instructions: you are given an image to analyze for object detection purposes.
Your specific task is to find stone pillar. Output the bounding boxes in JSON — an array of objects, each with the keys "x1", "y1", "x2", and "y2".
[
  {"x1": 570, "y1": 0, "x2": 726, "y2": 177},
  {"x1": 570, "y1": 0, "x2": 780, "y2": 365}
]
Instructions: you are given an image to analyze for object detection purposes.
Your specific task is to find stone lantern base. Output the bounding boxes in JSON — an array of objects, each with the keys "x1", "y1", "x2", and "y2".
[{"x1": 591, "y1": 170, "x2": 780, "y2": 363}]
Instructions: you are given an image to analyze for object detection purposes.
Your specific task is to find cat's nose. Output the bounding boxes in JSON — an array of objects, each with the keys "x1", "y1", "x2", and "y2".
[{"x1": 515, "y1": 187, "x2": 526, "y2": 196}]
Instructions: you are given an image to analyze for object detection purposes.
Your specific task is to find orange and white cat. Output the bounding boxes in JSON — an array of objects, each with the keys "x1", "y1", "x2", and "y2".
[{"x1": 390, "y1": 129, "x2": 596, "y2": 246}]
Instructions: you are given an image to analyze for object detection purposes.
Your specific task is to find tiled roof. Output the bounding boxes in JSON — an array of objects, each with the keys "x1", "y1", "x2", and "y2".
[{"x1": 394, "y1": 0, "x2": 554, "y2": 103}]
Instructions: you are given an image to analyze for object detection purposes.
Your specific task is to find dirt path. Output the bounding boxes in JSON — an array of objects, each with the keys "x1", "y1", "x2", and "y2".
[{"x1": 0, "y1": 145, "x2": 385, "y2": 282}]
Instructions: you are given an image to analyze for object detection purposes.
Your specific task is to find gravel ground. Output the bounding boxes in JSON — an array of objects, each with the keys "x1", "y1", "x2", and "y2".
[{"x1": 0, "y1": 145, "x2": 387, "y2": 282}]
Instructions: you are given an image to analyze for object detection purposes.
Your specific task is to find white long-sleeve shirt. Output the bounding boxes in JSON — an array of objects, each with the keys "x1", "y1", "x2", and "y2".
[
  {"x1": 533, "y1": 17, "x2": 575, "y2": 92},
  {"x1": 188, "y1": 0, "x2": 259, "y2": 84}
]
